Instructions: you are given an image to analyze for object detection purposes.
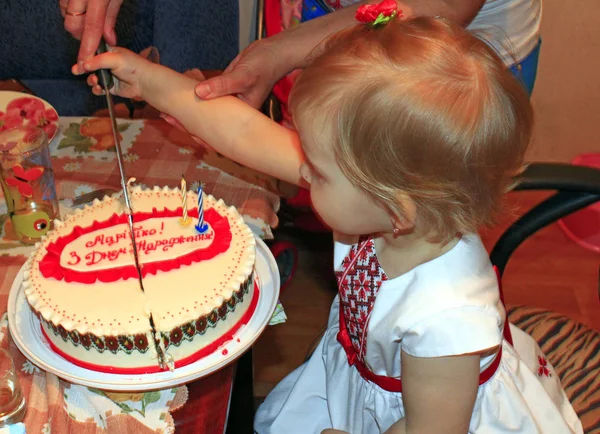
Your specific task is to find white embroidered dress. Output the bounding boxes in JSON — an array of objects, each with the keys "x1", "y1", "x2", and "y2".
[{"x1": 254, "y1": 234, "x2": 582, "y2": 433}]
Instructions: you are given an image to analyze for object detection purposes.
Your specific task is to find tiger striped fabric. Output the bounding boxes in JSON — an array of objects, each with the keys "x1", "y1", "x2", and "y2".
[{"x1": 508, "y1": 305, "x2": 600, "y2": 434}]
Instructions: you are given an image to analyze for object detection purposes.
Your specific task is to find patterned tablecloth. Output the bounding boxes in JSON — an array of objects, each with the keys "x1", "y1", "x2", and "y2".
[{"x1": 0, "y1": 117, "x2": 283, "y2": 433}]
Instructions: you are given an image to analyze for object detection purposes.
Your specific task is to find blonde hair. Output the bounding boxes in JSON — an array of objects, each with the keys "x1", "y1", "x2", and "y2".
[{"x1": 289, "y1": 17, "x2": 533, "y2": 242}]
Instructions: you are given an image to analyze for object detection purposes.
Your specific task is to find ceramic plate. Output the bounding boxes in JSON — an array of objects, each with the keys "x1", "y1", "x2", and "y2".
[
  {"x1": 0, "y1": 91, "x2": 60, "y2": 142},
  {"x1": 8, "y1": 236, "x2": 280, "y2": 391}
]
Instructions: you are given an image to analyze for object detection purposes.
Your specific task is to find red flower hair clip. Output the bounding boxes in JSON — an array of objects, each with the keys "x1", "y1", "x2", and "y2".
[{"x1": 355, "y1": 0, "x2": 402, "y2": 26}]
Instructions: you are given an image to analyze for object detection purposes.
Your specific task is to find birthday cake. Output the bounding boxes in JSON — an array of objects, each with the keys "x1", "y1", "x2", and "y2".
[{"x1": 21, "y1": 186, "x2": 257, "y2": 373}]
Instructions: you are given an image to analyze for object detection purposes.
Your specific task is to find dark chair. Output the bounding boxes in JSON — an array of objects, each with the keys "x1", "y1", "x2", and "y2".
[{"x1": 491, "y1": 163, "x2": 600, "y2": 433}]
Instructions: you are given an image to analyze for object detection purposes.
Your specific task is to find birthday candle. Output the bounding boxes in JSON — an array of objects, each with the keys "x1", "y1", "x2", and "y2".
[
  {"x1": 179, "y1": 176, "x2": 192, "y2": 226},
  {"x1": 181, "y1": 176, "x2": 188, "y2": 220},
  {"x1": 195, "y1": 185, "x2": 208, "y2": 233}
]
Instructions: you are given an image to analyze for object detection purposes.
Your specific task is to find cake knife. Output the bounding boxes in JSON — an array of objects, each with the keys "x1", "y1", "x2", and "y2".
[
  {"x1": 95, "y1": 41, "x2": 144, "y2": 289},
  {"x1": 96, "y1": 41, "x2": 169, "y2": 370}
]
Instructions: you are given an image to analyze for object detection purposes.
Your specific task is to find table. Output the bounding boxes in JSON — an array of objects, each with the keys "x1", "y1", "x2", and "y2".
[{"x1": 0, "y1": 110, "x2": 282, "y2": 432}]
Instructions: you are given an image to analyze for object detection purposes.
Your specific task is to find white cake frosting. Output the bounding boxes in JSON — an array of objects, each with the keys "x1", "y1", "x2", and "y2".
[{"x1": 22, "y1": 186, "x2": 256, "y2": 373}]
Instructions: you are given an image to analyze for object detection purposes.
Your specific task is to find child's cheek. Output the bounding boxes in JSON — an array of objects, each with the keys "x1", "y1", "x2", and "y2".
[{"x1": 308, "y1": 188, "x2": 334, "y2": 228}]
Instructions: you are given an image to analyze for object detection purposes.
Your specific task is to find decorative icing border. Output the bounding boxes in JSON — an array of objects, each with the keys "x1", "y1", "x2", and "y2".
[
  {"x1": 161, "y1": 272, "x2": 254, "y2": 350},
  {"x1": 38, "y1": 272, "x2": 258, "y2": 374},
  {"x1": 38, "y1": 312, "x2": 151, "y2": 355},
  {"x1": 38, "y1": 207, "x2": 232, "y2": 283}
]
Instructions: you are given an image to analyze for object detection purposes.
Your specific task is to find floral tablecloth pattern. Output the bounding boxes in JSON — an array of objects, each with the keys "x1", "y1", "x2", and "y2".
[{"x1": 0, "y1": 117, "x2": 283, "y2": 433}]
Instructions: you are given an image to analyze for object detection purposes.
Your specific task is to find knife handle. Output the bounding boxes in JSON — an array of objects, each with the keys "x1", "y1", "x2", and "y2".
[{"x1": 95, "y1": 39, "x2": 114, "y2": 90}]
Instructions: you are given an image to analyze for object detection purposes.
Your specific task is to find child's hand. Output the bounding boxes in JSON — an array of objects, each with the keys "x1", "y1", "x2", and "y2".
[{"x1": 73, "y1": 47, "x2": 153, "y2": 100}]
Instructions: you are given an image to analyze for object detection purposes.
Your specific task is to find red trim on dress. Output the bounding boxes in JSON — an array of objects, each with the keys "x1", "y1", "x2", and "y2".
[
  {"x1": 40, "y1": 279, "x2": 260, "y2": 374},
  {"x1": 38, "y1": 207, "x2": 231, "y2": 284},
  {"x1": 336, "y1": 239, "x2": 510, "y2": 393},
  {"x1": 336, "y1": 308, "x2": 504, "y2": 392}
]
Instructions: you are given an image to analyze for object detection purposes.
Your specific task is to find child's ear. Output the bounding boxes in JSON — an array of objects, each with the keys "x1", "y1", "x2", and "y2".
[{"x1": 390, "y1": 192, "x2": 417, "y2": 231}]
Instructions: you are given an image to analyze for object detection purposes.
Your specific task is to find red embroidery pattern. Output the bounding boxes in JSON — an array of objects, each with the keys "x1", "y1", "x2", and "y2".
[
  {"x1": 537, "y1": 356, "x2": 551, "y2": 377},
  {"x1": 335, "y1": 239, "x2": 387, "y2": 361}
]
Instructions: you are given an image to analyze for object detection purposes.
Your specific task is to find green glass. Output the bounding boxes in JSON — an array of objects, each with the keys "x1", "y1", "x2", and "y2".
[{"x1": 0, "y1": 126, "x2": 59, "y2": 244}]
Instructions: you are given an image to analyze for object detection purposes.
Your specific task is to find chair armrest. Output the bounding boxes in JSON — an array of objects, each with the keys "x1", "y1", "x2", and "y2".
[
  {"x1": 491, "y1": 162, "x2": 600, "y2": 276},
  {"x1": 515, "y1": 162, "x2": 600, "y2": 194}
]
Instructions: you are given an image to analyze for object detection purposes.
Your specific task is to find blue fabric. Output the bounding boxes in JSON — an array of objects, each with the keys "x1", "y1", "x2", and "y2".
[
  {"x1": 509, "y1": 40, "x2": 541, "y2": 96},
  {"x1": 0, "y1": 422, "x2": 26, "y2": 434},
  {"x1": 302, "y1": 0, "x2": 331, "y2": 21},
  {"x1": 0, "y1": 0, "x2": 239, "y2": 116},
  {"x1": 300, "y1": 1, "x2": 541, "y2": 96}
]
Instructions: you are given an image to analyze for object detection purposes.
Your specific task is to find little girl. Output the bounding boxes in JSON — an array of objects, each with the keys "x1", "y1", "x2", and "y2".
[{"x1": 79, "y1": 4, "x2": 582, "y2": 433}]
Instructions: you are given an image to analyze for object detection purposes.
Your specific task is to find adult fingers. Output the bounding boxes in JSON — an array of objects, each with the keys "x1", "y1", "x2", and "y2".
[
  {"x1": 63, "y1": 0, "x2": 89, "y2": 40},
  {"x1": 78, "y1": 51, "x2": 121, "y2": 73},
  {"x1": 237, "y1": 86, "x2": 272, "y2": 110},
  {"x1": 59, "y1": 0, "x2": 69, "y2": 18},
  {"x1": 222, "y1": 52, "x2": 242, "y2": 75},
  {"x1": 103, "y1": 0, "x2": 124, "y2": 45},
  {"x1": 194, "y1": 68, "x2": 255, "y2": 100},
  {"x1": 77, "y1": 0, "x2": 110, "y2": 61}
]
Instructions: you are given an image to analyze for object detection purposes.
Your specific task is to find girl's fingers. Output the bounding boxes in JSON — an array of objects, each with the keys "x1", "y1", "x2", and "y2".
[
  {"x1": 85, "y1": 74, "x2": 104, "y2": 95},
  {"x1": 72, "y1": 51, "x2": 119, "y2": 76},
  {"x1": 81, "y1": 51, "x2": 121, "y2": 73},
  {"x1": 86, "y1": 74, "x2": 99, "y2": 86}
]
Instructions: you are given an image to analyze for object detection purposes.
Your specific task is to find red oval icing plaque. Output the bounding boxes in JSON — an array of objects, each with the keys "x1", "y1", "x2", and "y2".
[{"x1": 39, "y1": 208, "x2": 232, "y2": 283}]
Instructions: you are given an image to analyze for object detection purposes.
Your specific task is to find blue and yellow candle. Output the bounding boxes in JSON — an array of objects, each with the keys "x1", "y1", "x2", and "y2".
[{"x1": 195, "y1": 185, "x2": 208, "y2": 233}]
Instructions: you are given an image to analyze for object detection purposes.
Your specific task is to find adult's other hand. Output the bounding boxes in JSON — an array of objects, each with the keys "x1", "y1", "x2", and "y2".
[
  {"x1": 60, "y1": 0, "x2": 124, "y2": 63},
  {"x1": 194, "y1": 37, "x2": 284, "y2": 109}
]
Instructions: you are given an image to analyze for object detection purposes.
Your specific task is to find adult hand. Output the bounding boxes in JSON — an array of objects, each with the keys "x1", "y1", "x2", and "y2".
[
  {"x1": 60, "y1": 0, "x2": 124, "y2": 62},
  {"x1": 194, "y1": 38, "x2": 284, "y2": 109}
]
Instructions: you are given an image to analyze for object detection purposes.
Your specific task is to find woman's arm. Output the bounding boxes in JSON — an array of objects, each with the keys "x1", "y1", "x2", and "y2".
[
  {"x1": 196, "y1": 0, "x2": 486, "y2": 107},
  {"x1": 267, "y1": 0, "x2": 485, "y2": 71}
]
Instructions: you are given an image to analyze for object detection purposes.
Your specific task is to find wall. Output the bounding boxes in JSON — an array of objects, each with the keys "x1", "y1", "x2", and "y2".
[
  {"x1": 529, "y1": 0, "x2": 600, "y2": 162},
  {"x1": 239, "y1": 0, "x2": 258, "y2": 51}
]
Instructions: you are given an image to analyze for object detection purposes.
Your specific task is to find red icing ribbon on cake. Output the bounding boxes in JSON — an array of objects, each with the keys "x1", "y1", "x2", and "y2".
[
  {"x1": 39, "y1": 207, "x2": 232, "y2": 283},
  {"x1": 39, "y1": 279, "x2": 261, "y2": 374}
]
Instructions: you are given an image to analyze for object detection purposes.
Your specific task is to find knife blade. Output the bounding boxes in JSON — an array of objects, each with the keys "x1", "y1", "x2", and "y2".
[
  {"x1": 95, "y1": 41, "x2": 169, "y2": 369},
  {"x1": 95, "y1": 41, "x2": 144, "y2": 291}
]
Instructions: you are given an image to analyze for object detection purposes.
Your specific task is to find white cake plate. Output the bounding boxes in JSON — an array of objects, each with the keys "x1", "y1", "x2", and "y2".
[{"x1": 7, "y1": 236, "x2": 280, "y2": 391}]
